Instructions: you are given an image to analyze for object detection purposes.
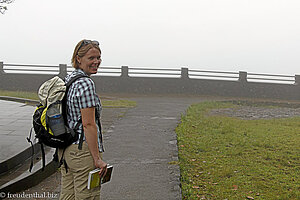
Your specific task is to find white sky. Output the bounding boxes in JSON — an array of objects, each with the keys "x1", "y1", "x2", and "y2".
[{"x1": 1, "y1": 0, "x2": 300, "y2": 75}]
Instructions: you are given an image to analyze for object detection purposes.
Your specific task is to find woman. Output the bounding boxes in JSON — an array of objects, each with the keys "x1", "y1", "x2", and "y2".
[{"x1": 59, "y1": 39, "x2": 107, "y2": 200}]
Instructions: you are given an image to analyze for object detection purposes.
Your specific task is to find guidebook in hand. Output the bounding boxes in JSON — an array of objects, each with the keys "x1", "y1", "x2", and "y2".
[{"x1": 87, "y1": 165, "x2": 113, "y2": 189}]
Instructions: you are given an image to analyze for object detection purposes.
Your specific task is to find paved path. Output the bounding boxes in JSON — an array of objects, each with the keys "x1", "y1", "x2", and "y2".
[
  {"x1": 0, "y1": 100, "x2": 35, "y2": 163},
  {"x1": 101, "y1": 96, "x2": 206, "y2": 200}
]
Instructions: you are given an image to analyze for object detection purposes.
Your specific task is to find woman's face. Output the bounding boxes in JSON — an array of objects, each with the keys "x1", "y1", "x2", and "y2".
[{"x1": 77, "y1": 47, "x2": 101, "y2": 76}]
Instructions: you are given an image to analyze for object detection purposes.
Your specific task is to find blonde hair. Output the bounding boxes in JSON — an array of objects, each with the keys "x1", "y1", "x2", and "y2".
[{"x1": 71, "y1": 39, "x2": 101, "y2": 69}]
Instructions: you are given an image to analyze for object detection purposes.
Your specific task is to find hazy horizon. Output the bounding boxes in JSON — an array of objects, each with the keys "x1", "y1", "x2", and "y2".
[{"x1": 1, "y1": 0, "x2": 300, "y2": 75}]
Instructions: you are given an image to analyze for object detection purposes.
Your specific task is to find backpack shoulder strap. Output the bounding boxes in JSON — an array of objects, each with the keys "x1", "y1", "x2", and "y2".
[
  {"x1": 62, "y1": 74, "x2": 88, "y2": 124},
  {"x1": 64, "y1": 74, "x2": 90, "y2": 150},
  {"x1": 65, "y1": 74, "x2": 89, "y2": 90}
]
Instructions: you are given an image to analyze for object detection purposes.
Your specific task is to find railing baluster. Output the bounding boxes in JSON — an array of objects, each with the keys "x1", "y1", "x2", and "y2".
[
  {"x1": 0, "y1": 61, "x2": 4, "y2": 74},
  {"x1": 239, "y1": 71, "x2": 247, "y2": 82},
  {"x1": 59, "y1": 64, "x2": 67, "y2": 78},
  {"x1": 121, "y1": 66, "x2": 129, "y2": 77},
  {"x1": 181, "y1": 68, "x2": 189, "y2": 79}
]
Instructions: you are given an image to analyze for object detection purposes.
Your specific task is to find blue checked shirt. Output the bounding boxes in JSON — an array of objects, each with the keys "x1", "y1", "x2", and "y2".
[{"x1": 64, "y1": 69, "x2": 104, "y2": 152}]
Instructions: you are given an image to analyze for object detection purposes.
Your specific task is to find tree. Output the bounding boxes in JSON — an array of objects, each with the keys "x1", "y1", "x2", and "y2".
[{"x1": 0, "y1": 0, "x2": 14, "y2": 14}]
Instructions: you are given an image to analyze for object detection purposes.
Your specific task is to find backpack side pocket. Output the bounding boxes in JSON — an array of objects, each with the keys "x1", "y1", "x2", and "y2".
[{"x1": 46, "y1": 101, "x2": 66, "y2": 137}]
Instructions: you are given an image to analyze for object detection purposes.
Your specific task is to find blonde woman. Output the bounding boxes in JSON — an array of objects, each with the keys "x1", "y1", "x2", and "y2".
[{"x1": 59, "y1": 39, "x2": 107, "y2": 199}]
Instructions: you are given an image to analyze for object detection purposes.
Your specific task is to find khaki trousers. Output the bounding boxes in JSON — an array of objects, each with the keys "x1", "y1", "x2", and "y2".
[{"x1": 58, "y1": 142, "x2": 101, "y2": 200}]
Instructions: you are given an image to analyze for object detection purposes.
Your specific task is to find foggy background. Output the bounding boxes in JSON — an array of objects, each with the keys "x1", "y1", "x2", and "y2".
[{"x1": 1, "y1": 0, "x2": 300, "y2": 75}]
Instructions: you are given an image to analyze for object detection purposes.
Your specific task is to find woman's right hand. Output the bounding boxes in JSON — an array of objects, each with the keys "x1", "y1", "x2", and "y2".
[{"x1": 95, "y1": 158, "x2": 107, "y2": 178}]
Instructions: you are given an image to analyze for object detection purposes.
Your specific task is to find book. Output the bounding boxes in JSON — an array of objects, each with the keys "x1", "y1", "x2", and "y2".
[{"x1": 87, "y1": 165, "x2": 113, "y2": 189}]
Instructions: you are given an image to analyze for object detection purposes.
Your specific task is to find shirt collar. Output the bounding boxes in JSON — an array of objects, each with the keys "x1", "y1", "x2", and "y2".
[{"x1": 75, "y1": 68, "x2": 89, "y2": 76}]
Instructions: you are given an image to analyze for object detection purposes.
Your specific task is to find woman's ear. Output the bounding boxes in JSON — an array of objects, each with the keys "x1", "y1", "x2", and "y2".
[{"x1": 76, "y1": 55, "x2": 81, "y2": 65}]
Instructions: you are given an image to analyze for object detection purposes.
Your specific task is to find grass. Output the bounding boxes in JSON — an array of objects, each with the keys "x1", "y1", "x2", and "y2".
[
  {"x1": 0, "y1": 90, "x2": 39, "y2": 100},
  {"x1": 101, "y1": 99, "x2": 136, "y2": 108},
  {"x1": 0, "y1": 90, "x2": 136, "y2": 108},
  {"x1": 176, "y1": 101, "x2": 300, "y2": 200}
]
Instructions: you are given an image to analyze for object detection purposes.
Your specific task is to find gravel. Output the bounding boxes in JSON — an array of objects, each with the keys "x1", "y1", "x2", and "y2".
[{"x1": 209, "y1": 105, "x2": 300, "y2": 120}]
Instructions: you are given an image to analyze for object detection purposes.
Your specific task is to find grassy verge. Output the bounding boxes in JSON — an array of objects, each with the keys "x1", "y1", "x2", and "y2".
[
  {"x1": 0, "y1": 90, "x2": 136, "y2": 108},
  {"x1": 0, "y1": 90, "x2": 39, "y2": 100},
  {"x1": 101, "y1": 99, "x2": 136, "y2": 108},
  {"x1": 176, "y1": 101, "x2": 300, "y2": 200}
]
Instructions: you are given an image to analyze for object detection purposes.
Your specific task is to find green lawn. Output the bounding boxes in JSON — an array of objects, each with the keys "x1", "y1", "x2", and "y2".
[
  {"x1": 176, "y1": 101, "x2": 300, "y2": 200},
  {"x1": 0, "y1": 90, "x2": 136, "y2": 108},
  {"x1": 0, "y1": 90, "x2": 39, "y2": 100}
]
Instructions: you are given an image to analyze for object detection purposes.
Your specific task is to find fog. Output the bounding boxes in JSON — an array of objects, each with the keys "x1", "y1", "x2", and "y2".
[{"x1": 1, "y1": 0, "x2": 300, "y2": 75}]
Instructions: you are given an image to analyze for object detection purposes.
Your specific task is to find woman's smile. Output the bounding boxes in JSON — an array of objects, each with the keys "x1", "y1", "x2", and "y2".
[{"x1": 77, "y1": 47, "x2": 101, "y2": 76}]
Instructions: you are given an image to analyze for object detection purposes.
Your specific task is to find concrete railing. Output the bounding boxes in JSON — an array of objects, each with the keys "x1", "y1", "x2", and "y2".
[{"x1": 1, "y1": 62, "x2": 300, "y2": 100}]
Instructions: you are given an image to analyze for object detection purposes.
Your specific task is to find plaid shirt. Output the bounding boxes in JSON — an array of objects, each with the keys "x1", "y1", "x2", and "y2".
[{"x1": 64, "y1": 69, "x2": 104, "y2": 152}]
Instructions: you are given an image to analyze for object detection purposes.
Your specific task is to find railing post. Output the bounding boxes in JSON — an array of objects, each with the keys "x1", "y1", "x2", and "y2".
[
  {"x1": 59, "y1": 64, "x2": 67, "y2": 78},
  {"x1": 295, "y1": 75, "x2": 300, "y2": 85},
  {"x1": 0, "y1": 61, "x2": 4, "y2": 74},
  {"x1": 239, "y1": 71, "x2": 247, "y2": 83},
  {"x1": 121, "y1": 66, "x2": 129, "y2": 77},
  {"x1": 181, "y1": 67, "x2": 189, "y2": 79}
]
